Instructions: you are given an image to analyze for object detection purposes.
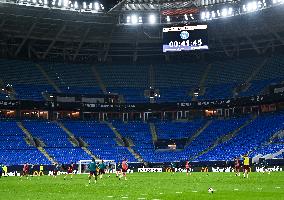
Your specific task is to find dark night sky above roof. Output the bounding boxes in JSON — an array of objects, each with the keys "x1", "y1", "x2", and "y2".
[{"x1": 100, "y1": 0, "x2": 121, "y2": 10}]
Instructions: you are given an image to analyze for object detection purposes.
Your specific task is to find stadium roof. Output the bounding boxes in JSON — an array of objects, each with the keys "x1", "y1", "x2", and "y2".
[{"x1": 0, "y1": 1, "x2": 283, "y2": 62}]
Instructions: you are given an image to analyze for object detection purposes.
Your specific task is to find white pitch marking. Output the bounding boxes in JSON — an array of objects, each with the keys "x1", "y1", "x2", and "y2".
[
  {"x1": 176, "y1": 192, "x2": 182, "y2": 194},
  {"x1": 137, "y1": 198, "x2": 146, "y2": 200},
  {"x1": 275, "y1": 187, "x2": 281, "y2": 189},
  {"x1": 234, "y1": 189, "x2": 239, "y2": 191},
  {"x1": 192, "y1": 191, "x2": 198, "y2": 193},
  {"x1": 107, "y1": 196, "x2": 114, "y2": 198},
  {"x1": 159, "y1": 193, "x2": 163, "y2": 194}
]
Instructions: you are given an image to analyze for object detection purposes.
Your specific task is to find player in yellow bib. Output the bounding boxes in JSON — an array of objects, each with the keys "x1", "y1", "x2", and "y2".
[
  {"x1": 3, "y1": 165, "x2": 7, "y2": 176},
  {"x1": 242, "y1": 154, "x2": 250, "y2": 178}
]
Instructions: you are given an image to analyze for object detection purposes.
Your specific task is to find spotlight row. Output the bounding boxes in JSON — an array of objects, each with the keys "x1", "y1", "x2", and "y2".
[
  {"x1": 124, "y1": 0, "x2": 275, "y2": 24},
  {"x1": 17, "y1": 0, "x2": 104, "y2": 12},
  {"x1": 272, "y1": 0, "x2": 284, "y2": 4},
  {"x1": 201, "y1": 7, "x2": 234, "y2": 20},
  {"x1": 125, "y1": 13, "x2": 196, "y2": 24},
  {"x1": 200, "y1": 0, "x2": 271, "y2": 21},
  {"x1": 126, "y1": 14, "x2": 158, "y2": 24}
]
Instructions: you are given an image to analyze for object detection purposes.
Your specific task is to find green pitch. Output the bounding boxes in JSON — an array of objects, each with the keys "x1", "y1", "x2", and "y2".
[{"x1": 0, "y1": 172, "x2": 284, "y2": 200}]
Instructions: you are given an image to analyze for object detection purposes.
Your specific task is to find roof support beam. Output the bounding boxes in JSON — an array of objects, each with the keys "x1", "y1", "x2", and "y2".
[
  {"x1": 15, "y1": 22, "x2": 37, "y2": 56},
  {"x1": 262, "y1": 41, "x2": 274, "y2": 54},
  {"x1": 234, "y1": 22, "x2": 261, "y2": 55},
  {"x1": 73, "y1": 27, "x2": 90, "y2": 61},
  {"x1": 42, "y1": 24, "x2": 65, "y2": 59},
  {"x1": 246, "y1": 36, "x2": 261, "y2": 55},
  {"x1": 108, "y1": 0, "x2": 126, "y2": 13},
  {"x1": 29, "y1": 45, "x2": 41, "y2": 59},
  {"x1": 103, "y1": 0, "x2": 126, "y2": 61},
  {"x1": 103, "y1": 26, "x2": 116, "y2": 62},
  {"x1": 272, "y1": 32, "x2": 284, "y2": 45},
  {"x1": 263, "y1": 22, "x2": 284, "y2": 46}
]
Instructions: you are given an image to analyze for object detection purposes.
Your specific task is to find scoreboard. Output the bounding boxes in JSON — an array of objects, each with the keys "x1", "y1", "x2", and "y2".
[{"x1": 162, "y1": 24, "x2": 209, "y2": 52}]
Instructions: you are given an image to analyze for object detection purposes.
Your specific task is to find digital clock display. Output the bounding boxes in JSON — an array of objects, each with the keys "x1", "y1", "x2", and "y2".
[{"x1": 162, "y1": 24, "x2": 209, "y2": 52}]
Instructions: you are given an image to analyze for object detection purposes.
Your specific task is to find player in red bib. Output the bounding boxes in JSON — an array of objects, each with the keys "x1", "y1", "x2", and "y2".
[
  {"x1": 120, "y1": 159, "x2": 128, "y2": 180},
  {"x1": 235, "y1": 157, "x2": 240, "y2": 176},
  {"x1": 64, "y1": 162, "x2": 75, "y2": 180},
  {"x1": 185, "y1": 161, "x2": 191, "y2": 176},
  {"x1": 21, "y1": 163, "x2": 29, "y2": 179}
]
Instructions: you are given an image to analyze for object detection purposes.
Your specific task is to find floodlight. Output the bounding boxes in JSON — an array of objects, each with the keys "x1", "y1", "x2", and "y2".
[
  {"x1": 184, "y1": 14, "x2": 188, "y2": 21},
  {"x1": 247, "y1": 1, "x2": 257, "y2": 11},
  {"x1": 205, "y1": 11, "x2": 210, "y2": 19},
  {"x1": 211, "y1": 11, "x2": 216, "y2": 18},
  {"x1": 58, "y1": 0, "x2": 62, "y2": 7},
  {"x1": 131, "y1": 15, "x2": 138, "y2": 24},
  {"x1": 63, "y1": 0, "x2": 68, "y2": 7},
  {"x1": 228, "y1": 7, "x2": 233, "y2": 15},
  {"x1": 138, "y1": 16, "x2": 143, "y2": 23},
  {"x1": 201, "y1": 12, "x2": 206, "y2": 20},
  {"x1": 127, "y1": 16, "x2": 131, "y2": 23},
  {"x1": 149, "y1": 14, "x2": 156, "y2": 24},
  {"x1": 258, "y1": 1, "x2": 262, "y2": 8},
  {"x1": 222, "y1": 8, "x2": 228, "y2": 17},
  {"x1": 252, "y1": 1, "x2": 258, "y2": 10},
  {"x1": 83, "y1": 2, "x2": 86, "y2": 9},
  {"x1": 94, "y1": 2, "x2": 100, "y2": 10},
  {"x1": 166, "y1": 16, "x2": 170, "y2": 22},
  {"x1": 74, "y1": 1, "x2": 78, "y2": 9},
  {"x1": 217, "y1": 10, "x2": 221, "y2": 16}
]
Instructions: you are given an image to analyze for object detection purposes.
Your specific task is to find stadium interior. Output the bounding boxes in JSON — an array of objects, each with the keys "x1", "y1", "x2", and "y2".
[
  {"x1": 1, "y1": 53, "x2": 284, "y2": 165},
  {"x1": 0, "y1": 0, "x2": 284, "y2": 173}
]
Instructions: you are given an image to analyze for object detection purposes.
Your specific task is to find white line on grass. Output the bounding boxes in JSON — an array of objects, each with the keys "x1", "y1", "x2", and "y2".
[
  {"x1": 234, "y1": 189, "x2": 239, "y2": 191},
  {"x1": 137, "y1": 198, "x2": 146, "y2": 200},
  {"x1": 192, "y1": 191, "x2": 198, "y2": 193},
  {"x1": 107, "y1": 196, "x2": 114, "y2": 198},
  {"x1": 275, "y1": 187, "x2": 281, "y2": 189},
  {"x1": 176, "y1": 192, "x2": 182, "y2": 194}
]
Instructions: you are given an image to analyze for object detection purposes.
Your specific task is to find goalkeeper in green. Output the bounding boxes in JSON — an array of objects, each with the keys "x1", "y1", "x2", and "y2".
[{"x1": 88, "y1": 159, "x2": 98, "y2": 184}]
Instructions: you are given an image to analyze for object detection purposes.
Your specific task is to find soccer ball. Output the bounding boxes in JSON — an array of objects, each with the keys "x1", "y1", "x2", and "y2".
[{"x1": 208, "y1": 188, "x2": 214, "y2": 193}]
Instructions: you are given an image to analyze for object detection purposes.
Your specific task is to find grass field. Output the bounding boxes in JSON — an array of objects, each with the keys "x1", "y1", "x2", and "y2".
[{"x1": 0, "y1": 172, "x2": 284, "y2": 200}]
